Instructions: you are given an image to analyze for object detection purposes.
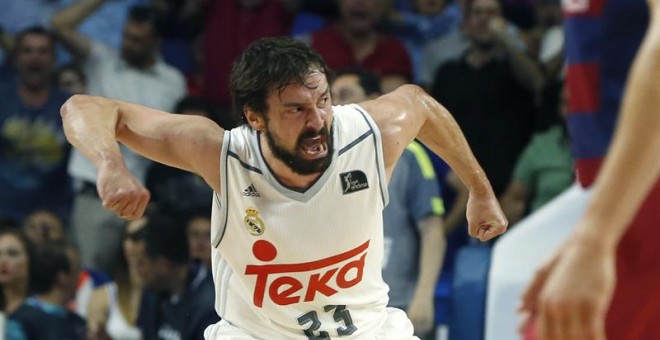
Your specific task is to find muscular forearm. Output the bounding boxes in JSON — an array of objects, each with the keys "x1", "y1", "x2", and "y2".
[
  {"x1": 416, "y1": 92, "x2": 494, "y2": 196},
  {"x1": 577, "y1": 20, "x2": 660, "y2": 249},
  {"x1": 61, "y1": 95, "x2": 126, "y2": 171},
  {"x1": 442, "y1": 171, "x2": 469, "y2": 234},
  {"x1": 413, "y1": 215, "x2": 446, "y2": 300}
]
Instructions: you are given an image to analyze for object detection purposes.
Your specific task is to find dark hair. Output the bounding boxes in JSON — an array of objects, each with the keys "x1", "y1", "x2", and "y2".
[
  {"x1": 30, "y1": 240, "x2": 74, "y2": 294},
  {"x1": 56, "y1": 63, "x2": 87, "y2": 84},
  {"x1": 127, "y1": 5, "x2": 166, "y2": 37},
  {"x1": 142, "y1": 211, "x2": 188, "y2": 264},
  {"x1": 333, "y1": 67, "x2": 382, "y2": 97},
  {"x1": 0, "y1": 229, "x2": 36, "y2": 310},
  {"x1": 230, "y1": 36, "x2": 331, "y2": 126},
  {"x1": 14, "y1": 26, "x2": 56, "y2": 57}
]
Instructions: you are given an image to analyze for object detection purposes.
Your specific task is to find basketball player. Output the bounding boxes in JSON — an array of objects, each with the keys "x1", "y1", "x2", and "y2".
[
  {"x1": 518, "y1": 0, "x2": 660, "y2": 339},
  {"x1": 60, "y1": 37, "x2": 507, "y2": 339}
]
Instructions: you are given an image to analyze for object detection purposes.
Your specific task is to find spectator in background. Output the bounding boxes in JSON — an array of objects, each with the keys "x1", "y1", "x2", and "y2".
[
  {"x1": 10, "y1": 240, "x2": 86, "y2": 340},
  {"x1": 418, "y1": 0, "x2": 527, "y2": 88},
  {"x1": 382, "y1": 0, "x2": 462, "y2": 84},
  {"x1": 56, "y1": 63, "x2": 87, "y2": 95},
  {"x1": 301, "y1": 0, "x2": 412, "y2": 93},
  {"x1": 0, "y1": 230, "x2": 35, "y2": 316},
  {"x1": 0, "y1": 0, "x2": 50, "y2": 82},
  {"x1": 52, "y1": 2, "x2": 185, "y2": 273},
  {"x1": 21, "y1": 210, "x2": 65, "y2": 248},
  {"x1": 499, "y1": 85, "x2": 573, "y2": 226},
  {"x1": 18, "y1": 208, "x2": 112, "y2": 321},
  {"x1": 430, "y1": 0, "x2": 543, "y2": 197},
  {"x1": 87, "y1": 218, "x2": 146, "y2": 340},
  {"x1": 0, "y1": 229, "x2": 36, "y2": 339},
  {"x1": 204, "y1": 0, "x2": 301, "y2": 107},
  {"x1": 0, "y1": 26, "x2": 72, "y2": 226},
  {"x1": 148, "y1": 0, "x2": 205, "y2": 76},
  {"x1": 145, "y1": 97, "x2": 217, "y2": 219},
  {"x1": 186, "y1": 215, "x2": 212, "y2": 270},
  {"x1": 331, "y1": 68, "x2": 446, "y2": 338},
  {"x1": 136, "y1": 211, "x2": 218, "y2": 339}
]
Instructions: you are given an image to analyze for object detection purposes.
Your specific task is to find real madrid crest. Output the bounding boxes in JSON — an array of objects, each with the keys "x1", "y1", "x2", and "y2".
[{"x1": 243, "y1": 207, "x2": 265, "y2": 236}]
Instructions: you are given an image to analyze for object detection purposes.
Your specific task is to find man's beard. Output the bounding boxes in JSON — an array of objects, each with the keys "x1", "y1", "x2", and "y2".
[
  {"x1": 473, "y1": 37, "x2": 497, "y2": 51},
  {"x1": 265, "y1": 125, "x2": 333, "y2": 175}
]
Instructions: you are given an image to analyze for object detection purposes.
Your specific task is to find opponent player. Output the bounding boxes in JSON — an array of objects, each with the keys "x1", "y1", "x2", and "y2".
[
  {"x1": 518, "y1": 0, "x2": 660, "y2": 339},
  {"x1": 61, "y1": 37, "x2": 507, "y2": 339}
]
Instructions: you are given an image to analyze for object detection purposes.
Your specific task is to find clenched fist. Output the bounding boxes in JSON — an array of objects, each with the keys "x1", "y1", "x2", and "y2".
[
  {"x1": 466, "y1": 190, "x2": 508, "y2": 242},
  {"x1": 97, "y1": 162, "x2": 150, "y2": 220}
]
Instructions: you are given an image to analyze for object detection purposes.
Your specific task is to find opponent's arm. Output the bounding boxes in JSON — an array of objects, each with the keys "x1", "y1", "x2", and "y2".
[
  {"x1": 519, "y1": 2, "x2": 660, "y2": 339},
  {"x1": 61, "y1": 95, "x2": 223, "y2": 218},
  {"x1": 360, "y1": 85, "x2": 507, "y2": 241}
]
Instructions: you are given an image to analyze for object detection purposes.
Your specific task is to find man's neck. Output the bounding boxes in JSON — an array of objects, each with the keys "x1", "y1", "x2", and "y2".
[
  {"x1": 18, "y1": 83, "x2": 50, "y2": 108},
  {"x1": 259, "y1": 133, "x2": 322, "y2": 190}
]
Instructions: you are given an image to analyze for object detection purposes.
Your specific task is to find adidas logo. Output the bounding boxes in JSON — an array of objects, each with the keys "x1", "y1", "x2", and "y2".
[{"x1": 242, "y1": 184, "x2": 261, "y2": 197}]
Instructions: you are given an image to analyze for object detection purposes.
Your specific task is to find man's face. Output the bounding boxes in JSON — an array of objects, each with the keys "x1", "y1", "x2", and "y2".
[
  {"x1": 187, "y1": 217, "x2": 211, "y2": 266},
  {"x1": 57, "y1": 69, "x2": 87, "y2": 95},
  {"x1": 22, "y1": 210, "x2": 64, "y2": 248},
  {"x1": 466, "y1": 0, "x2": 501, "y2": 47},
  {"x1": 121, "y1": 21, "x2": 159, "y2": 68},
  {"x1": 15, "y1": 34, "x2": 55, "y2": 89},
  {"x1": 135, "y1": 242, "x2": 170, "y2": 291},
  {"x1": 339, "y1": 0, "x2": 381, "y2": 35},
  {"x1": 255, "y1": 70, "x2": 334, "y2": 175},
  {"x1": 331, "y1": 74, "x2": 369, "y2": 105}
]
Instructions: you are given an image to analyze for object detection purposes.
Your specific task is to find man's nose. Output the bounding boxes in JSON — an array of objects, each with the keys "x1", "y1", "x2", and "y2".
[{"x1": 306, "y1": 108, "x2": 326, "y2": 131}]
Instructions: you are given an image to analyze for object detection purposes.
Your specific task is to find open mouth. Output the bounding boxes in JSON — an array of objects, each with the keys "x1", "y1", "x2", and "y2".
[{"x1": 300, "y1": 136, "x2": 328, "y2": 159}]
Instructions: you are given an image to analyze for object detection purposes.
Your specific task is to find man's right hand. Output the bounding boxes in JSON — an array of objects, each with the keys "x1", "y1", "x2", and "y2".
[
  {"x1": 97, "y1": 162, "x2": 150, "y2": 220},
  {"x1": 466, "y1": 190, "x2": 508, "y2": 242}
]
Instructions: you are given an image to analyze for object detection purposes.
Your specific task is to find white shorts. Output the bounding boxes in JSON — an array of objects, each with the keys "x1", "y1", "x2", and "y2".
[{"x1": 204, "y1": 307, "x2": 420, "y2": 340}]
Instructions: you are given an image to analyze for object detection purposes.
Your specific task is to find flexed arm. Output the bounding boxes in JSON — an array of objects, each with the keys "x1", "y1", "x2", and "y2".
[
  {"x1": 360, "y1": 85, "x2": 507, "y2": 241},
  {"x1": 61, "y1": 95, "x2": 223, "y2": 219}
]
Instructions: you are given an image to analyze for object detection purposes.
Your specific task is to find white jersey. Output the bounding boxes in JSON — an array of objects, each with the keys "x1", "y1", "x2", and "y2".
[{"x1": 209, "y1": 104, "x2": 391, "y2": 339}]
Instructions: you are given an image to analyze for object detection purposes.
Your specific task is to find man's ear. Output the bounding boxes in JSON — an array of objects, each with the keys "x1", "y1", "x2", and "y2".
[{"x1": 245, "y1": 107, "x2": 266, "y2": 131}]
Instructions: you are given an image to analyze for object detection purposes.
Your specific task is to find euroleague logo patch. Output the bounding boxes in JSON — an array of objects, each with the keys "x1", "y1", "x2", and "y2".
[
  {"x1": 243, "y1": 207, "x2": 265, "y2": 236},
  {"x1": 339, "y1": 170, "x2": 369, "y2": 194}
]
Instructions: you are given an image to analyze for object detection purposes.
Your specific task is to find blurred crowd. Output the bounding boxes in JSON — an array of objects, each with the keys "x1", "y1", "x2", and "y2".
[{"x1": 0, "y1": 0, "x2": 571, "y2": 339}]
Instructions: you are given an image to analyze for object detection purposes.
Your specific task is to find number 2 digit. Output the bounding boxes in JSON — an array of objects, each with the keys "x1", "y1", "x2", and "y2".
[{"x1": 297, "y1": 305, "x2": 357, "y2": 339}]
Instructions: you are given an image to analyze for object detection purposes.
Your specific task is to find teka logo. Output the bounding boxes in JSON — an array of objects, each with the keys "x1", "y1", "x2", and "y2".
[
  {"x1": 339, "y1": 171, "x2": 369, "y2": 194},
  {"x1": 245, "y1": 240, "x2": 369, "y2": 308}
]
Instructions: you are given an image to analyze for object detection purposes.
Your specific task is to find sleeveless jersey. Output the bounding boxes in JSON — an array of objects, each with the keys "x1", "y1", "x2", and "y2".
[
  {"x1": 210, "y1": 104, "x2": 391, "y2": 339},
  {"x1": 564, "y1": 1, "x2": 660, "y2": 338},
  {"x1": 563, "y1": 0, "x2": 648, "y2": 187}
]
